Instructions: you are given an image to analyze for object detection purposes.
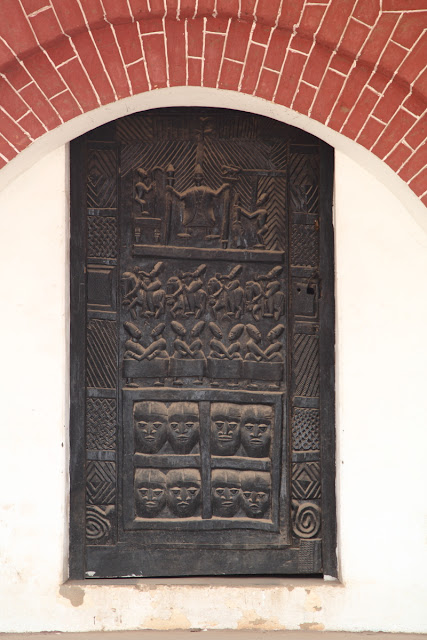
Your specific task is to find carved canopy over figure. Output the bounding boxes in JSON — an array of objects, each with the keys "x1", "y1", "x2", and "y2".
[{"x1": 167, "y1": 164, "x2": 230, "y2": 238}]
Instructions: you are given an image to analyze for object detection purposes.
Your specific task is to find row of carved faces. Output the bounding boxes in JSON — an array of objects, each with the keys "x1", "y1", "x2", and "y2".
[
  {"x1": 134, "y1": 468, "x2": 271, "y2": 519},
  {"x1": 134, "y1": 401, "x2": 273, "y2": 457}
]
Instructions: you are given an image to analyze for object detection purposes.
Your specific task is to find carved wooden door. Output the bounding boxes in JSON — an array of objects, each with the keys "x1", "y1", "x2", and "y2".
[{"x1": 70, "y1": 108, "x2": 336, "y2": 579}]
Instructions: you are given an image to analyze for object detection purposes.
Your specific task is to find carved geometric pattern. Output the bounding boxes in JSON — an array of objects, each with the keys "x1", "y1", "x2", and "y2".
[
  {"x1": 86, "y1": 319, "x2": 117, "y2": 389},
  {"x1": 86, "y1": 461, "x2": 116, "y2": 504},
  {"x1": 87, "y1": 215, "x2": 117, "y2": 259},
  {"x1": 289, "y1": 151, "x2": 319, "y2": 213},
  {"x1": 292, "y1": 408, "x2": 320, "y2": 451},
  {"x1": 87, "y1": 148, "x2": 117, "y2": 208},
  {"x1": 291, "y1": 224, "x2": 319, "y2": 267},
  {"x1": 215, "y1": 113, "x2": 258, "y2": 139},
  {"x1": 86, "y1": 398, "x2": 116, "y2": 450},
  {"x1": 257, "y1": 175, "x2": 287, "y2": 251},
  {"x1": 293, "y1": 333, "x2": 319, "y2": 397},
  {"x1": 269, "y1": 141, "x2": 288, "y2": 171},
  {"x1": 86, "y1": 505, "x2": 115, "y2": 544},
  {"x1": 298, "y1": 539, "x2": 316, "y2": 573},
  {"x1": 292, "y1": 500, "x2": 321, "y2": 539},
  {"x1": 116, "y1": 114, "x2": 154, "y2": 142},
  {"x1": 292, "y1": 462, "x2": 321, "y2": 499}
]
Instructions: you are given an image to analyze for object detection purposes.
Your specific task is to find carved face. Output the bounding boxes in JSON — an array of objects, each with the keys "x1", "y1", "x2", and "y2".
[
  {"x1": 241, "y1": 405, "x2": 273, "y2": 457},
  {"x1": 134, "y1": 469, "x2": 167, "y2": 518},
  {"x1": 211, "y1": 469, "x2": 241, "y2": 517},
  {"x1": 167, "y1": 402, "x2": 200, "y2": 454},
  {"x1": 166, "y1": 469, "x2": 201, "y2": 517},
  {"x1": 240, "y1": 471, "x2": 271, "y2": 519},
  {"x1": 134, "y1": 401, "x2": 168, "y2": 454},
  {"x1": 210, "y1": 403, "x2": 241, "y2": 456}
]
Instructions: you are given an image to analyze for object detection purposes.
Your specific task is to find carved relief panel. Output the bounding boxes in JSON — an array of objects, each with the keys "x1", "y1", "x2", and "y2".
[{"x1": 70, "y1": 109, "x2": 335, "y2": 578}]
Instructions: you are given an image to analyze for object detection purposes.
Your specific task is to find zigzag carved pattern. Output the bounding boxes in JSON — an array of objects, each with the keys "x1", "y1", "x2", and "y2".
[
  {"x1": 86, "y1": 398, "x2": 117, "y2": 450},
  {"x1": 121, "y1": 141, "x2": 197, "y2": 193},
  {"x1": 293, "y1": 333, "x2": 319, "y2": 397},
  {"x1": 116, "y1": 114, "x2": 154, "y2": 142},
  {"x1": 86, "y1": 461, "x2": 116, "y2": 504},
  {"x1": 269, "y1": 141, "x2": 288, "y2": 171},
  {"x1": 257, "y1": 175, "x2": 287, "y2": 251},
  {"x1": 289, "y1": 152, "x2": 319, "y2": 213},
  {"x1": 215, "y1": 114, "x2": 258, "y2": 138},
  {"x1": 87, "y1": 148, "x2": 117, "y2": 208},
  {"x1": 86, "y1": 319, "x2": 117, "y2": 389}
]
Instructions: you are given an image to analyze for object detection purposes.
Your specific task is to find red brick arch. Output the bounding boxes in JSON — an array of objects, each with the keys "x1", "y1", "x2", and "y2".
[{"x1": 0, "y1": 0, "x2": 426, "y2": 205}]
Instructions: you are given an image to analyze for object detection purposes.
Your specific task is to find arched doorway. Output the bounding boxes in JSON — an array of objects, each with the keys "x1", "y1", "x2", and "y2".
[{"x1": 69, "y1": 107, "x2": 335, "y2": 578}]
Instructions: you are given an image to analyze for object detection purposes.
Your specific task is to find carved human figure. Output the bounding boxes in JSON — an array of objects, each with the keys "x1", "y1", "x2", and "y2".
[
  {"x1": 166, "y1": 264, "x2": 207, "y2": 318},
  {"x1": 134, "y1": 468, "x2": 167, "y2": 518},
  {"x1": 167, "y1": 402, "x2": 200, "y2": 454},
  {"x1": 167, "y1": 164, "x2": 229, "y2": 238},
  {"x1": 241, "y1": 405, "x2": 273, "y2": 457},
  {"x1": 124, "y1": 321, "x2": 168, "y2": 362},
  {"x1": 208, "y1": 265, "x2": 244, "y2": 320},
  {"x1": 137, "y1": 262, "x2": 166, "y2": 318},
  {"x1": 122, "y1": 262, "x2": 166, "y2": 319},
  {"x1": 235, "y1": 192, "x2": 269, "y2": 248},
  {"x1": 210, "y1": 403, "x2": 242, "y2": 456},
  {"x1": 135, "y1": 168, "x2": 154, "y2": 214},
  {"x1": 240, "y1": 471, "x2": 271, "y2": 519},
  {"x1": 211, "y1": 469, "x2": 241, "y2": 517},
  {"x1": 166, "y1": 469, "x2": 201, "y2": 517},
  {"x1": 134, "y1": 401, "x2": 168, "y2": 453}
]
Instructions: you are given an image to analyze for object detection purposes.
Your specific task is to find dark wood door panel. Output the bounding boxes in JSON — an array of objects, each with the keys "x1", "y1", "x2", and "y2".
[{"x1": 70, "y1": 108, "x2": 336, "y2": 579}]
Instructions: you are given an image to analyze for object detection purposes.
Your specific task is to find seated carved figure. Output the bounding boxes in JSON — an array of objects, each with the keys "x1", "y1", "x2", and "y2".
[
  {"x1": 134, "y1": 401, "x2": 168, "y2": 454},
  {"x1": 210, "y1": 403, "x2": 241, "y2": 456},
  {"x1": 211, "y1": 469, "x2": 241, "y2": 517},
  {"x1": 167, "y1": 402, "x2": 200, "y2": 454},
  {"x1": 134, "y1": 468, "x2": 167, "y2": 518},
  {"x1": 241, "y1": 404, "x2": 273, "y2": 458},
  {"x1": 166, "y1": 469, "x2": 201, "y2": 517},
  {"x1": 240, "y1": 471, "x2": 271, "y2": 519}
]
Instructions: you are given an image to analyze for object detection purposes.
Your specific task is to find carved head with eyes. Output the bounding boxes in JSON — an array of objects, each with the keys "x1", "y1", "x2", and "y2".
[
  {"x1": 167, "y1": 402, "x2": 200, "y2": 454},
  {"x1": 134, "y1": 401, "x2": 168, "y2": 454},
  {"x1": 210, "y1": 403, "x2": 241, "y2": 456},
  {"x1": 241, "y1": 404, "x2": 273, "y2": 458},
  {"x1": 240, "y1": 471, "x2": 271, "y2": 519},
  {"x1": 134, "y1": 468, "x2": 167, "y2": 518},
  {"x1": 166, "y1": 468, "x2": 201, "y2": 517},
  {"x1": 211, "y1": 469, "x2": 241, "y2": 517}
]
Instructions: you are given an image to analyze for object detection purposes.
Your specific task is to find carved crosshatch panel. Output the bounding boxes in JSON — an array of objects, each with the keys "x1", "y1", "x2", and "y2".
[{"x1": 70, "y1": 108, "x2": 336, "y2": 579}]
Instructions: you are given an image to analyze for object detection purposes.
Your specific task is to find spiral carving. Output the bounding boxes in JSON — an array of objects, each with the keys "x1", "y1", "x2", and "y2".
[
  {"x1": 292, "y1": 501, "x2": 321, "y2": 539},
  {"x1": 86, "y1": 505, "x2": 112, "y2": 541}
]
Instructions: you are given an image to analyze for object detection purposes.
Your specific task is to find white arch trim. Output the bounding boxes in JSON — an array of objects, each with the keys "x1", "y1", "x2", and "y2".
[{"x1": 1, "y1": 86, "x2": 425, "y2": 234}]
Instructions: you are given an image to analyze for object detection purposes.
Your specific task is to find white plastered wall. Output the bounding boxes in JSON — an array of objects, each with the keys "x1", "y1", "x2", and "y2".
[{"x1": 0, "y1": 90, "x2": 426, "y2": 633}]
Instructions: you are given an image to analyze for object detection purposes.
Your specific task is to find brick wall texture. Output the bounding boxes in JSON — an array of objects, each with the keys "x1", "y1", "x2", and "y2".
[{"x1": 0, "y1": 0, "x2": 425, "y2": 204}]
